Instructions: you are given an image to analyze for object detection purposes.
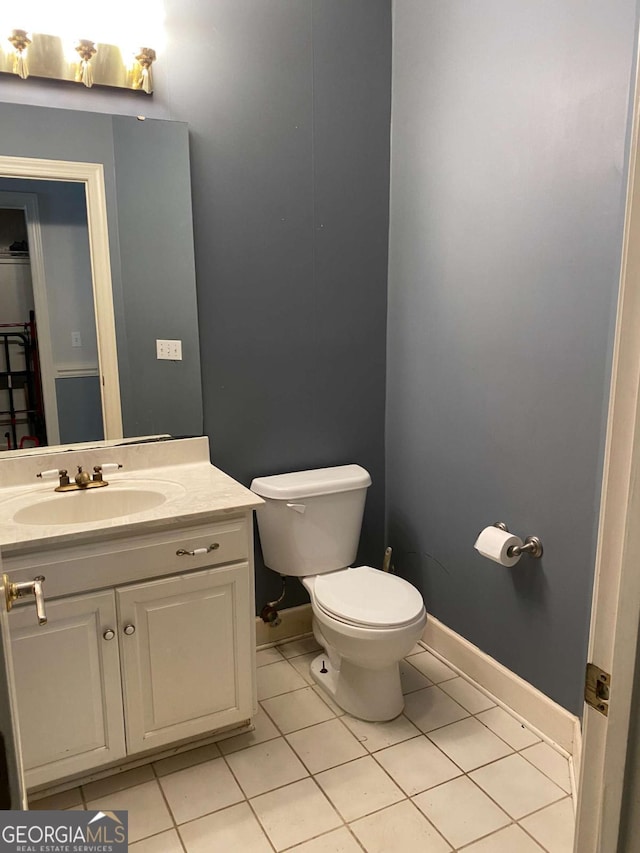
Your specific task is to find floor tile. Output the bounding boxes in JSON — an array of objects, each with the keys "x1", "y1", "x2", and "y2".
[
  {"x1": 262, "y1": 686, "x2": 335, "y2": 733},
  {"x1": 257, "y1": 659, "x2": 308, "y2": 699},
  {"x1": 30, "y1": 787, "x2": 83, "y2": 810},
  {"x1": 257, "y1": 646, "x2": 285, "y2": 667},
  {"x1": 438, "y1": 676, "x2": 496, "y2": 713},
  {"x1": 287, "y1": 718, "x2": 367, "y2": 773},
  {"x1": 225, "y1": 736, "x2": 308, "y2": 797},
  {"x1": 218, "y1": 704, "x2": 280, "y2": 754},
  {"x1": 250, "y1": 777, "x2": 342, "y2": 851},
  {"x1": 428, "y1": 717, "x2": 513, "y2": 771},
  {"x1": 312, "y1": 685, "x2": 346, "y2": 716},
  {"x1": 462, "y1": 823, "x2": 544, "y2": 852},
  {"x1": 403, "y1": 685, "x2": 469, "y2": 732},
  {"x1": 179, "y1": 801, "x2": 272, "y2": 853},
  {"x1": 374, "y1": 735, "x2": 462, "y2": 796},
  {"x1": 476, "y1": 706, "x2": 541, "y2": 750},
  {"x1": 315, "y1": 755, "x2": 405, "y2": 821},
  {"x1": 470, "y1": 753, "x2": 566, "y2": 819},
  {"x1": 85, "y1": 781, "x2": 173, "y2": 845},
  {"x1": 520, "y1": 797, "x2": 575, "y2": 853},
  {"x1": 278, "y1": 636, "x2": 322, "y2": 658},
  {"x1": 407, "y1": 650, "x2": 456, "y2": 683},
  {"x1": 412, "y1": 775, "x2": 510, "y2": 849},
  {"x1": 399, "y1": 659, "x2": 432, "y2": 693},
  {"x1": 82, "y1": 764, "x2": 155, "y2": 801},
  {"x1": 159, "y1": 756, "x2": 244, "y2": 824},
  {"x1": 153, "y1": 742, "x2": 221, "y2": 776},
  {"x1": 406, "y1": 642, "x2": 425, "y2": 656},
  {"x1": 342, "y1": 712, "x2": 421, "y2": 752},
  {"x1": 288, "y1": 652, "x2": 318, "y2": 685},
  {"x1": 288, "y1": 827, "x2": 362, "y2": 852},
  {"x1": 521, "y1": 742, "x2": 572, "y2": 793},
  {"x1": 129, "y1": 829, "x2": 184, "y2": 853},
  {"x1": 350, "y1": 799, "x2": 452, "y2": 853}
]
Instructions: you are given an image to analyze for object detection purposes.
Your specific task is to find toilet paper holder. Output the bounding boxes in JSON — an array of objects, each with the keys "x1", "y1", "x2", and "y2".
[{"x1": 493, "y1": 523, "x2": 543, "y2": 559}]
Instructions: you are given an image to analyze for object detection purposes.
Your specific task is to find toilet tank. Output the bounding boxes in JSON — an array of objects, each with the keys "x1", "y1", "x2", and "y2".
[{"x1": 250, "y1": 465, "x2": 371, "y2": 577}]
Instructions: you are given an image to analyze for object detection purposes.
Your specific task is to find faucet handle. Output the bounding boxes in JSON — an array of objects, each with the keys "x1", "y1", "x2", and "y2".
[
  {"x1": 36, "y1": 468, "x2": 66, "y2": 481},
  {"x1": 92, "y1": 463, "x2": 123, "y2": 482}
]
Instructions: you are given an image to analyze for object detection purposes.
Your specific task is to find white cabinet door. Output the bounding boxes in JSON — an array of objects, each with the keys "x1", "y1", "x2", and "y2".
[
  {"x1": 118, "y1": 564, "x2": 252, "y2": 754},
  {"x1": 10, "y1": 589, "x2": 126, "y2": 788}
]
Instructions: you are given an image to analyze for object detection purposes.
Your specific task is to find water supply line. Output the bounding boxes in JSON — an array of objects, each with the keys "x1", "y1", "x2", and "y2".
[
  {"x1": 260, "y1": 575, "x2": 287, "y2": 627},
  {"x1": 382, "y1": 546, "x2": 394, "y2": 573}
]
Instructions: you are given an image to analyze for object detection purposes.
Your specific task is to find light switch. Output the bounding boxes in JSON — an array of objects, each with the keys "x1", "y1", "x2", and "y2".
[
  {"x1": 71, "y1": 331, "x2": 82, "y2": 348},
  {"x1": 156, "y1": 339, "x2": 183, "y2": 360}
]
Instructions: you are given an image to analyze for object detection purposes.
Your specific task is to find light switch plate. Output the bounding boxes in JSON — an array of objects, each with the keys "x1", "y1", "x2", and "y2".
[
  {"x1": 156, "y1": 339, "x2": 183, "y2": 360},
  {"x1": 71, "y1": 331, "x2": 82, "y2": 348}
]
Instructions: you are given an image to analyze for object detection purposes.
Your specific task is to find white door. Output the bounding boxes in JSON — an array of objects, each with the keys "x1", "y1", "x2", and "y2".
[
  {"x1": 0, "y1": 571, "x2": 28, "y2": 810},
  {"x1": 574, "y1": 54, "x2": 640, "y2": 853}
]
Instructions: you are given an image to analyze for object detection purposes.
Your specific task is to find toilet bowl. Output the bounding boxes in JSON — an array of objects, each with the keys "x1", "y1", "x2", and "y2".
[
  {"x1": 303, "y1": 566, "x2": 427, "y2": 720},
  {"x1": 250, "y1": 465, "x2": 427, "y2": 721}
]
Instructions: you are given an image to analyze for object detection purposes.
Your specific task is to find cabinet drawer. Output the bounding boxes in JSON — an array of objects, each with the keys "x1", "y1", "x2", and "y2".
[{"x1": 3, "y1": 517, "x2": 250, "y2": 598}]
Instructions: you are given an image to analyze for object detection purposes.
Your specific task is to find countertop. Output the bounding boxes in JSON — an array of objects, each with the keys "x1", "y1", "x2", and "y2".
[{"x1": 0, "y1": 437, "x2": 263, "y2": 554}]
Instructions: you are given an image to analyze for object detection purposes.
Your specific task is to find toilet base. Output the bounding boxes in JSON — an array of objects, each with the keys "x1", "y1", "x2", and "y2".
[{"x1": 309, "y1": 653, "x2": 404, "y2": 722}]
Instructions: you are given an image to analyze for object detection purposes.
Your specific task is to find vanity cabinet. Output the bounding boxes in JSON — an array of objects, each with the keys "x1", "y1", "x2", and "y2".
[{"x1": 5, "y1": 516, "x2": 255, "y2": 789}]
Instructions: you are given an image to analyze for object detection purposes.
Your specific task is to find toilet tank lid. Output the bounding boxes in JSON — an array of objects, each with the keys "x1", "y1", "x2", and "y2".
[{"x1": 250, "y1": 464, "x2": 371, "y2": 500}]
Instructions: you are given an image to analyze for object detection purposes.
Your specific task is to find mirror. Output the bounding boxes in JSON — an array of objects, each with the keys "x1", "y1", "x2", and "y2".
[{"x1": 0, "y1": 103, "x2": 203, "y2": 454}]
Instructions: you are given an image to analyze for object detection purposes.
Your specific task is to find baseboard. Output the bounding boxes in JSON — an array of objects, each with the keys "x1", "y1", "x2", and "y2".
[
  {"x1": 571, "y1": 716, "x2": 583, "y2": 803},
  {"x1": 423, "y1": 615, "x2": 580, "y2": 755},
  {"x1": 255, "y1": 603, "x2": 313, "y2": 647}
]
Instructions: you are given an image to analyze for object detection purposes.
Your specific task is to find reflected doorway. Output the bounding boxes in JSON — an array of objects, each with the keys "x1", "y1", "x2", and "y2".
[{"x1": 0, "y1": 185, "x2": 105, "y2": 450}]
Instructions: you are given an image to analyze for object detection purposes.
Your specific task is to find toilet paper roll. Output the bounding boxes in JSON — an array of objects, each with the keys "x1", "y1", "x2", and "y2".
[{"x1": 474, "y1": 526, "x2": 523, "y2": 567}]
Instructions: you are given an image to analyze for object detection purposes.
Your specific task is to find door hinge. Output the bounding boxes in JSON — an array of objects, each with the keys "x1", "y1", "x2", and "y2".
[{"x1": 585, "y1": 662, "x2": 611, "y2": 716}]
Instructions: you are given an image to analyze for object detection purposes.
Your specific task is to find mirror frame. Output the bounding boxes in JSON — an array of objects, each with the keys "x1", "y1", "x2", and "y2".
[{"x1": 0, "y1": 156, "x2": 123, "y2": 441}]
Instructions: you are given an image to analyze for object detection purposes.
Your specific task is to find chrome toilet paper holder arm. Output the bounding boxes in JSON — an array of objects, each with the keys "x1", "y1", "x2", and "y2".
[{"x1": 493, "y1": 523, "x2": 543, "y2": 559}]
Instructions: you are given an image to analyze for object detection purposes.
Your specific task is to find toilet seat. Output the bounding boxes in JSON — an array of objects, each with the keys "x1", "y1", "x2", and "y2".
[{"x1": 312, "y1": 565, "x2": 425, "y2": 629}]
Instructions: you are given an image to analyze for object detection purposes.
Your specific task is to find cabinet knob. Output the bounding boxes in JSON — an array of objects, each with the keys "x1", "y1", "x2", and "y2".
[
  {"x1": 123, "y1": 624, "x2": 136, "y2": 636},
  {"x1": 103, "y1": 628, "x2": 115, "y2": 641}
]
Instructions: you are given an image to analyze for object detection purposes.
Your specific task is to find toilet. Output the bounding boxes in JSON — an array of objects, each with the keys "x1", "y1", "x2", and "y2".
[{"x1": 250, "y1": 464, "x2": 427, "y2": 721}]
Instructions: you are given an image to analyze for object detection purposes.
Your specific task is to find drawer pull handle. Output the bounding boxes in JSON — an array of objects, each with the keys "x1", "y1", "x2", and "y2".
[
  {"x1": 176, "y1": 543, "x2": 220, "y2": 557},
  {"x1": 103, "y1": 629, "x2": 115, "y2": 641}
]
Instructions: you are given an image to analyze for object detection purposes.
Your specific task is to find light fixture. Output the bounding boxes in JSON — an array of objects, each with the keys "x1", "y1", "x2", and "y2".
[
  {"x1": 134, "y1": 47, "x2": 156, "y2": 94},
  {"x1": 0, "y1": 0, "x2": 162, "y2": 95},
  {"x1": 8, "y1": 29, "x2": 30, "y2": 79},
  {"x1": 74, "y1": 39, "x2": 96, "y2": 88}
]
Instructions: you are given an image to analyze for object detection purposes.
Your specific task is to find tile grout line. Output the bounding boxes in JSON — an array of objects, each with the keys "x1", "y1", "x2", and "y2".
[{"x1": 150, "y1": 760, "x2": 189, "y2": 853}]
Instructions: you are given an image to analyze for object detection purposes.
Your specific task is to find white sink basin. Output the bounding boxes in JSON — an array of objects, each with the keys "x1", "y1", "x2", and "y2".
[{"x1": 12, "y1": 488, "x2": 169, "y2": 525}]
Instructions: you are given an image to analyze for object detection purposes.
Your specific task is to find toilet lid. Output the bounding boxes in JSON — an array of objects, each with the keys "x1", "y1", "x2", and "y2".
[{"x1": 313, "y1": 566, "x2": 425, "y2": 628}]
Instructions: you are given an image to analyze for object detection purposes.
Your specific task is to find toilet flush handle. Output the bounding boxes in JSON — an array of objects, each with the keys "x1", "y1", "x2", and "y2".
[{"x1": 286, "y1": 503, "x2": 306, "y2": 514}]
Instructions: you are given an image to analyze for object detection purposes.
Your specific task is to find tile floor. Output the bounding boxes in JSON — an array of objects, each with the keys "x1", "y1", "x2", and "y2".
[{"x1": 30, "y1": 638, "x2": 576, "y2": 852}]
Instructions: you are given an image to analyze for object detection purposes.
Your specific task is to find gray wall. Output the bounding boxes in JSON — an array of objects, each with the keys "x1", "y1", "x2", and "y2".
[
  {"x1": 387, "y1": 0, "x2": 638, "y2": 713},
  {"x1": 0, "y1": 1, "x2": 391, "y2": 610},
  {"x1": 56, "y1": 377, "x2": 104, "y2": 444}
]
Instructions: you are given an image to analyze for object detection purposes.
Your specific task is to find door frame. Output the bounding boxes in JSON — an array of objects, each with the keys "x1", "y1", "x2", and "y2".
[
  {"x1": 0, "y1": 156, "x2": 123, "y2": 442},
  {"x1": 574, "y1": 39, "x2": 640, "y2": 853}
]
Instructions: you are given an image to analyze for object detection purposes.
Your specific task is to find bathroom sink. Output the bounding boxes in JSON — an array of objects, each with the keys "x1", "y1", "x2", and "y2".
[{"x1": 12, "y1": 488, "x2": 169, "y2": 525}]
